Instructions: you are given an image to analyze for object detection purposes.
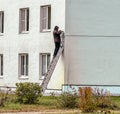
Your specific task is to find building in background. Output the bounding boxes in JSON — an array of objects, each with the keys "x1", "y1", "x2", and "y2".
[
  {"x1": 64, "y1": 0, "x2": 120, "y2": 94},
  {"x1": 0, "y1": 0, "x2": 65, "y2": 93},
  {"x1": 0, "y1": 0, "x2": 120, "y2": 94}
]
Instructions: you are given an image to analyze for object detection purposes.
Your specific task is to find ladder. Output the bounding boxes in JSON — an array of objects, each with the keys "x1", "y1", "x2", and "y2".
[{"x1": 41, "y1": 32, "x2": 65, "y2": 93}]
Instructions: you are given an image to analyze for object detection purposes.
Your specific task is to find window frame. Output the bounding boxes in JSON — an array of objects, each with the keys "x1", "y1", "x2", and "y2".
[
  {"x1": 19, "y1": 8, "x2": 29, "y2": 34},
  {"x1": 40, "y1": 5, "x2": 51, "y2": 32},
  {"x1": 39, "y1": 53, "x2": 50, "y2": 78},
  {"x1": 0, "y1": 11, "x2": 4, "y2": 35},
  {"x1": 19, "y1": 53, "x2": 29, "y2": 79},
  {"x1": 0, "y1": 54, "x2": 3, "y2": 77}
]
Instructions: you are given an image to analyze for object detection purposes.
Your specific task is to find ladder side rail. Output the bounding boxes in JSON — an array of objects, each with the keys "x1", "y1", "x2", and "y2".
[{"x1": 60, "y1": 31, "x2": 65, "y2": 47}]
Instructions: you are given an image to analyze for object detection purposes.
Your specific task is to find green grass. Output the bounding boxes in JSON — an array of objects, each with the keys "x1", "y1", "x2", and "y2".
[
  {"x1": 108, "y1": 96, "x2": 120, "y2": 111},
  {"x1": 0, "y1": 95, "x2": 120, "y2": 113},
  {"x1": 38, "y1": 96, "x2": 58, "y2": 106},
  {"x1": 0, "y1": 96, "x2": 59, "y2": 112},
  {"x1": 111, "y1": 96, "x2": 120, "y2": 107}
]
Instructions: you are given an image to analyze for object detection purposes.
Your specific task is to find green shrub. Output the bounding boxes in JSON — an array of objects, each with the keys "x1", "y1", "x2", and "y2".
[
  {"x1": 15, "y1": 82, "x2": 42, "y2": 104},
  {"x1": 58, "y1": 92, "x2": 78, "y2": 109}
]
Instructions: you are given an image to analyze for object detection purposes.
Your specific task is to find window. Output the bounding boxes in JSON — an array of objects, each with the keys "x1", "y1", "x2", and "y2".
[
  {"x1": 40, "y1": 53, "x2": 50, "y2": 76},
  {"x1": 40, "y1": 5, "x2": 51, "y2": 31},
  {"x1": 0, "y1": 11, "x2": 4, "y2": 33},
  {"x1": 19, "y1": 8, "x2": 29, "y2": 33},
  {"x1": 0, "y1": 55, "x2": 3, "y2": 76},
  {"x1": 19, "y1": 54, "x2": 28, "y2": 77}
]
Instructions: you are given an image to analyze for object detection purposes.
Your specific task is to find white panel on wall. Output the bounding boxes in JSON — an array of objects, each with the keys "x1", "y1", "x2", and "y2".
[
  {"x1": 65, "y1": 36, "x2": 120, "y2": 85},
  {"x1": 66, "y1": 0, "x2": 120, "y2": 36},
  {"x1": 0, "y1": 0, "x2": 65, "y2": 89}
]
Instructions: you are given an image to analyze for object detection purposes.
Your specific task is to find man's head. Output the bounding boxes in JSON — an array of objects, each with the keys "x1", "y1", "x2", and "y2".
[{"x1": 54, "y1": 26, "x2": 59, "y2": 30}]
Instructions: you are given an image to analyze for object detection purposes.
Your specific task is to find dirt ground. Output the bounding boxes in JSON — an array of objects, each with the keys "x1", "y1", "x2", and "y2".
[{"x1": 1, "y1": 109, "x2": 81, "y2": 114}]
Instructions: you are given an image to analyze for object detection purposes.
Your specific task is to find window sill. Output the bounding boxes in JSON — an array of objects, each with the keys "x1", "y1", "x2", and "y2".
[
  {"x1": 39, "y1": 76, "x2": 45, "y2": 80},
  {"x1": 0, "y1": 33, "x2": 4, "y2": 36},
  {"x1": 0, "y1": 76, "x2": 3, "y2": 79},
  {"x1": 19, "y1": 31, "x2": 29, "y2": 34},
  {"x1": 19, "y1": 76, "x2": 29, "y2": 80},
  {"x1": 40, "y1": 29, "x2": 51, "y2": 33}
]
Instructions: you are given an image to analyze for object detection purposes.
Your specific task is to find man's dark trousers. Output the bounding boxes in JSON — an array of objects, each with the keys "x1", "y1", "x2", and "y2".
[{"x1": 53, "y1": 42, "x2": 60, "y2": 57}]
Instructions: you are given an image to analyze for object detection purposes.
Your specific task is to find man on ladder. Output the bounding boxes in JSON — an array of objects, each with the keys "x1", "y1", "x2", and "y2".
[
  {"x1": 41, "y1": 26, "x2": 64, "y2": 93},
  {"x1": 53, "y1": 26, "x2": 62, "y2": 58}
]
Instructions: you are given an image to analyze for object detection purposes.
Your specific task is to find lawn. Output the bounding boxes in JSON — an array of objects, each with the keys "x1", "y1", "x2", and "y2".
[
  {"x1": 111, "y1": 96, "x2": 120, "y2": 106},
  {"x1": 0, "y1": 96, "x2": 120, "y2": 113}
]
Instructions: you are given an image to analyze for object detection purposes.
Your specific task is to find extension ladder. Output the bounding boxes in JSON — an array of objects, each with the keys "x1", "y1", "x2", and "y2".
[{"x1": 41, "y1": 32, "x2": 65, "y2": 93}]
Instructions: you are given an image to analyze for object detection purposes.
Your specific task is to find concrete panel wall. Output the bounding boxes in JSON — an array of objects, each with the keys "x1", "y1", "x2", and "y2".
[
  {"x1": 0, "y1": 0, "x2": 65, "y2": 89},
  {"x1": 65, "y1": 36, "x2": 120, "y2": 85},
  {"x1": 65, "y1": 0, "x2": 120, "y2": 85},
  {"x1": 65, "y1": 0, "x2": 120, "y2": 36}
]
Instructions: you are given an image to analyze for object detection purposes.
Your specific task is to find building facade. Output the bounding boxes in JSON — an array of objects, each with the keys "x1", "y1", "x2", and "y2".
[
  {"x1": 0, "y1": 0, "x2": 65, "y2": 91},
  {"x1": 65, "y1": 0, "x2": 120, "y2": 93},
  {"x1": 0, "y1": 0, "x2": 120, "y2": 94}
]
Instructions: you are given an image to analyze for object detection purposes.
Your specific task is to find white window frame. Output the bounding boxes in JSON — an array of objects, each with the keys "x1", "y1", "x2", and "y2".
[
  {"x1": 0, "y1": 54, "x2": 3, "y2": 77},
  {"x1": 40, "y1": 5, "x2": 51, "y2": 32},
  {"x1": 39, "y1": 53, "x2": 50, "y2": 78},
  {"x1": 0, "y1": 11, "x2": 4, "y2": 35},
  {"x1": 19, "y1": 54, "x2": 28, "y2": 79},
  {"x1": 19, "y1": 8, "x2": 29, "y2": 33}
]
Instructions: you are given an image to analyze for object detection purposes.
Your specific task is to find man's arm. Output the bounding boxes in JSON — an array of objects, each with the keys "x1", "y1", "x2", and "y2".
[{"x1": 53, "y1": 30, "x2": 62, "y2": 35}]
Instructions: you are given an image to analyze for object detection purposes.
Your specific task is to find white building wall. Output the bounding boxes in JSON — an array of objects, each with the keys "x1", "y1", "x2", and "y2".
[
  {"x1": 65, "y1": 0, "x2": 120, "y2": 85},
  {"x1": 0, "y1": 0, "x2": 65, "y2": 89}
]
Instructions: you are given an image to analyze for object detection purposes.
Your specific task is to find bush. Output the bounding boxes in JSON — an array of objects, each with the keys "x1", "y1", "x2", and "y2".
[
  {"x1": 58, "y1": 92, "x2": 78, "y2": 109},
  {"x1": 15, "y1": 82, "x2": 42, "y2": 104},
  {"x1": 79, "y1": 87, "x2": 96, "y2": 112},
  {"x1": 79, "y1": 87, "x2": 117, "y2": 113},
  {"x1": 93, "y1": 88, "x2": 117, "y2": 109}
]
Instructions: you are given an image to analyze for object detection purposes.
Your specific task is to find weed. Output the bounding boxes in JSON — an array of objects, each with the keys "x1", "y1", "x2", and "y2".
[{"x1": 79, "y1": 87, "x2": 118, "y2": 113}]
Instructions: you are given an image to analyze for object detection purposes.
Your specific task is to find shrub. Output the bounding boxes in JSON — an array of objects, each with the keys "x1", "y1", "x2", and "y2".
[
  {"x1": 79, "y1": 87, "x2": 96, "y2": 112},
  {"x1": 93, "y1": 88, "x2": 117, "y2": 109},
  {"x1": 58, "y1": 92, "x2": 78, "y2": 109},
  {"x1": 15, "y1": 82, "x2": 42, "y2": 104},
  {"x1": 79, "y1": 87, "x2": 117, "y2": 113}
]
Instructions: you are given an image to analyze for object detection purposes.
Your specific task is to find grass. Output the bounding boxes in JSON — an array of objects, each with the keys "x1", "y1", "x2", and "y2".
[
  {"x1": 38, "y1": 96, "x2": 59, "y2": 107},
  {"x1": 111, "y1": 96, "x2": 120, "y2": 106},
  {"x1": 0, "y1": 96, "x2": 59, "y2": 113},
  {"x1": 0, "y1": 95, "x2": 120, "y2": 113}
]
